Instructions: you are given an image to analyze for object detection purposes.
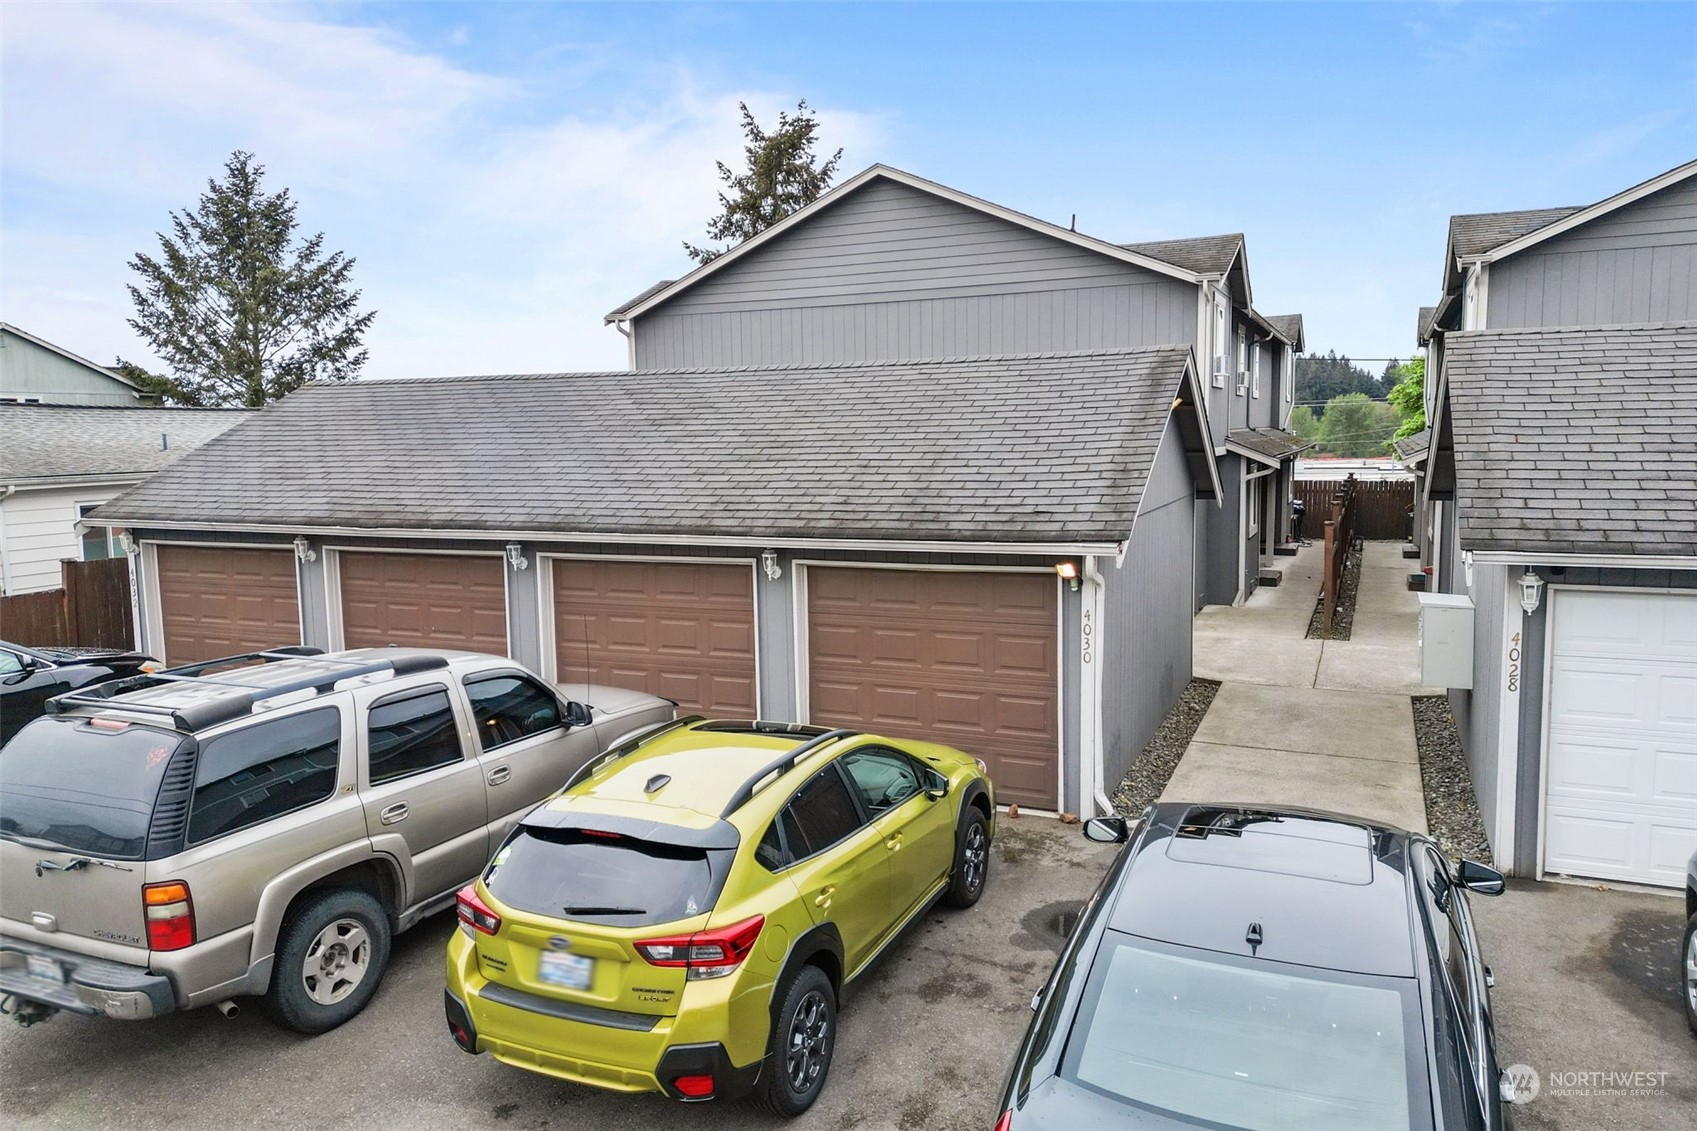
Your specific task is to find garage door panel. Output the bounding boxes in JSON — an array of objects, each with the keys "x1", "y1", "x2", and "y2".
[
  {"x1": 1662, "y1": 677, "x2": 1697, "y2": 727},
  {"x1": 808, "y1": 567, "x2": 1058, "y2": 809},
  {"x1": 339, "y1": 552, "x2": 507, "y2": 654},
  {"x1": 1650, "y1": 824, "x2": 1697, "y2": 880},
  {"x1": 157, "y1": 545, "x2": 300, "y2": 665},
  {"x1": 553, "y1": 560, "x2": 755, "y2": 717},
  {"x1": 1654, "y1": 748, "x2": 1697, "y2": 803}
]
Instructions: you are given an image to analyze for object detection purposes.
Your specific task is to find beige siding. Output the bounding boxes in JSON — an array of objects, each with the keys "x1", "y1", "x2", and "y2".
[{"x1": 0, "y1": 484, "x2": 134, "y2": 595}]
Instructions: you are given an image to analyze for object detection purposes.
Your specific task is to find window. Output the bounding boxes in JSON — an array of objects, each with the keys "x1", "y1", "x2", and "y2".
[
  {"x1": 188, "y1": 708, "x2": 340, "y2": 844},
  {"x1": 1235, "y1": 332, "x2": 1248, "y2": 395},
  {"x1": 1251, "y1": 342, "x2": 1261, "y2": 398},
  {"x1": 0, "y1": 648, "x2": 24, "y2": 676},
  {"x1": 78, "y1": 504, "x2": 124, "y2": 561},
  {"x1": 464, "y1": 673, "x2": 562, "y2": 751},
  {"x1": 367, "y1": 686, "x2": 463, "y2": 784},
  {"x1": 1212, "y1": 298, "x2": 1229, "y2": 388},
  {"x1": 779, "y1": 766, "x2": 863, "y2": 861},
  {"x1": 756, "y1": 822, "x2": 789, "y2": 871},
  {"x1": 1285, "y1": 348, "x2": 1294, "y2": 403},
  {"x1": 841, "y1": 747, "x2": 923, "y2": 814},
  {"x1": 484, "y1": 826, "x2": 724, "y2": 928},
  {"x1": 1247, "y1": 477, "x2": 1261, "y2": 536}
]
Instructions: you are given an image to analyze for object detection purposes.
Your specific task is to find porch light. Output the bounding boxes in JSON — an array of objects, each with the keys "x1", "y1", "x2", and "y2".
[
  {"x1": 118, "y1": 531, "x2": 136, "y2": 555},
  {"x1": 505, "y1": 542, "x2": 529, "y2": 571},
  {"x1": 1518, "y1": 570, "x2": 1544, "y2": 615},
  {"x1": 761, "y1": 548, "x2": 782, "y2": 581},
  {"x1": 292, "y1": 536, "x2": 317, "y2": 564},
  {"x1": 1055, "y1": 561, "x2": 1080, "y2": 591}
]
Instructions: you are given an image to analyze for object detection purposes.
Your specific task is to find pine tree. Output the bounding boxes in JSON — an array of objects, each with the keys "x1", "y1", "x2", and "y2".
[
  {"x1": 684, "y1": 101, "x2": 843, "y2": 264},
  {"x1": 124, "y1": 151, "x2": 375, "y2": 406}
]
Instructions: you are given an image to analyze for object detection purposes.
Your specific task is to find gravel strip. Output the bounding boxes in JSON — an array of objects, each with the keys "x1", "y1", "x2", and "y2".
[
  {"x1": 1413, "y1": 694, "x2": 1492, "y2": 862},
  {"x1": 1306, "y1": 543, "x2": 1362, "y2": 640},
  {"x1": 1109, "y1": 678, "x2": 1222, "y2": 816}
]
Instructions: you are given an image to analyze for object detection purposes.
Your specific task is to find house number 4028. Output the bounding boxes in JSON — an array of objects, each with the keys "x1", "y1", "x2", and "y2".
[
  {"x1": 1506, "y1": 632, "x2": 1521, "y2": 693},
  {"x1": 1081, "y1": 607, "x2": 1094, "y2": 665}
]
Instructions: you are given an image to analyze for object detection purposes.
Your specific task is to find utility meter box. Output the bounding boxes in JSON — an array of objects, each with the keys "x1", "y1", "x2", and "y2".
[{"x1": 1418, "y1": 592, "x2": 1475, "y2": 689}]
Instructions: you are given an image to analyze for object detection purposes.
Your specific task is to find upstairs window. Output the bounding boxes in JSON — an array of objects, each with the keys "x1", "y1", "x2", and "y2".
[{"x1": 1251, "y1": 343, "x2": 1262, "y2": 398}]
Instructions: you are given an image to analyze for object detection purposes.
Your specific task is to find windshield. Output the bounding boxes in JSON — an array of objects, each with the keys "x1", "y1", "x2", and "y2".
[
  {"x1": 1062, "y1": 932, "x2": 1424, "y2": 1131},
  {"x1": 483, "y1": 826, "x2": 729, "y2": 928},
  {"x1": 0, "y1": 717, "x2": 192, "y2": 859}
]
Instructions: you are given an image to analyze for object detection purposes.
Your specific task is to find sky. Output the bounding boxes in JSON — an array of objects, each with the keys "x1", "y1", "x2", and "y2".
[{"x1": 4, "y1": 1, "x2": 1695, "y2": 379}]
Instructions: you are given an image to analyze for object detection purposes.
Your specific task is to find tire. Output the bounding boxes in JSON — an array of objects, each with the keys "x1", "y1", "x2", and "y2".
[
  {"x1": 944, "y1": 807, "x2": 990, "y2": 909},
  {"x1": 755, "y1": 966, "x2": 835, "y2": 1116},
  {"x1": 1683, "y1": 913, "x2": 1697, "y2": 1037},
  {"x1": 261, "y1": 888, "x2": 392, "y2": 1034}
]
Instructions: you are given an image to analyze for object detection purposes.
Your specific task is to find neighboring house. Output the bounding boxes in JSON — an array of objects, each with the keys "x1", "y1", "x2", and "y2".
[
  {"x1": 0, "y1": 405, "x2": 251, "y2": 594},
  {"x1": 1418, "y1": 157, "x2": 1697, "y2": 888},
  {"x1": 603, "y1": 165, "x2": 1307, "y2": 608},
  {"x1": 88, "y1": 349, "x2": 1220, "y2": 816},
  {"x1": 0, "y1": 323, "x2": 159, "y2": 406}
]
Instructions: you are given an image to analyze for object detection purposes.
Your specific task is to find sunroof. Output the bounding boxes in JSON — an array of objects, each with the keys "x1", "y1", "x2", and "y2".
[{"x1": 1166, "y1": 816, "x2": 1374, "y2": 885}]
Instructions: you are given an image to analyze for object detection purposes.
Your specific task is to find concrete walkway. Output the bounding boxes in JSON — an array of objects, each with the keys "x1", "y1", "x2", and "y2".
[{"x1": 1166, "y1": 542, "x2": 1438, "y2": 833}]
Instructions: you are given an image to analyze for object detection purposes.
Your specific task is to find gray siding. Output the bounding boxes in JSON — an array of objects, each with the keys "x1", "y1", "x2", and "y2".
[
  {"x1": 1202, "y1": 457, "x2": 1244, "y2": 606},
  {"x1": 0, "y1": 330, "x2": 142, "y2": 406},
  {"x1": 633, "y1": 179, "x2": 1198, "y2": 368},
  {"x1": 1487, "y1": 175, "x2": 1697, "y2": 328},
  {"x1": 1101, "y1": 425, "x2": 1196, "y2": 789},
  {"x1": 1249, "y1": 340, "x2": 1277, "y2": 429},
  {"x1": 1453, "y1": 563, "x2": 1506, "y2": 863}
]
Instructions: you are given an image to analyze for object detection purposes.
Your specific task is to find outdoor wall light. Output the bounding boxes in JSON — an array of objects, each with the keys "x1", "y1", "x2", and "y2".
[
  {"x1": 1055, "y1": 561, "x2": 1080, "y2": 591},
  {"x1": 1518, "y1": 569, "x2": 1544, "y2": 615},
  {"x1": 118, "y1": 531, "x2": 136, "y2": 555},
  {"x1": 505, "y1": 542, "x2": 529, "y2": 571},
  {"x1": 292, "y1": 536, "x2": 317, "y2": 564},
  {"x1": 761, "y1": 548, "x2": 782, "y2": 581}
]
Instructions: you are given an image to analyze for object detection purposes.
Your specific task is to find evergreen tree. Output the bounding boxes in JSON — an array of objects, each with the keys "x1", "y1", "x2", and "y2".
[
  {"x1": 1295, "y1": 351, "x2": 1383, "y2": 415},
  {"x1": 124, "y1": 151, "x2": 375, "y2": 406},
  {"x1": 684, "y1": 101, "x2": 843, "y2": 264}
]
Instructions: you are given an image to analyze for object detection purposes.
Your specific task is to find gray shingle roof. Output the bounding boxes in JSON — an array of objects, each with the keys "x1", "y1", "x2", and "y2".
[
  {"x1": 1391, "y1": 428, "x2": 1430, "y2": 465},
  {"x1": 1447, "y1": 208, "x2": 1582, "y2": 260},
  {"x1": 1226, "y1": 428, "x2": 1310, "y2": 464},
  {"x1": 1263, "y1": 314, "x2": 1304, "y2": 350},
  {"x1": 0, "y1": 405, "x2": 253, "y2": 483},
  {"x1": 1445, "y1": 322, "x2": 1697, "y2": 557},
  {"x1": 603, "y1": 279, "x2": 676, "y2": 323},
  {"x1": 1417, "y1": 306, "x2": 1438, "y2": 345},
  {"x1": 1118, "y1": 234, "x2": 1243, "y2": 276},
  {"x1": 94, "y1": 350, "x2": 1199, "y2": 544}
]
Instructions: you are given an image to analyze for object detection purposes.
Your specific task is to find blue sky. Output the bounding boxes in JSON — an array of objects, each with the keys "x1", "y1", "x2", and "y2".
[{"x1": 4, "y1": 2, "x2": 1694, "y2": 378}]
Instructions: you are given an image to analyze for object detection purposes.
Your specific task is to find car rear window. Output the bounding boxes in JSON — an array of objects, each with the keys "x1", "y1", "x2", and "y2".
[
  {"x1": 1062, "y1": 933, "x2": 1423, "y2": 1131},
  {"x1": 484, "y1": 826, "x2": 730, "y2": 928},
  {"x1": 0, "y1": 717, "x2": 193, "y2": 860}
]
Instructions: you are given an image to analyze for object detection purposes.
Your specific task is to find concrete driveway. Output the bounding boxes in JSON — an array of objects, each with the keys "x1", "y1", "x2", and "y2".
[
  {"x1": 0, "y1": 818, "x2": 1114, "y2": 1131},
  {"x1": 1471, "y1": 880, "x2": 1695, "y2": 1131}
]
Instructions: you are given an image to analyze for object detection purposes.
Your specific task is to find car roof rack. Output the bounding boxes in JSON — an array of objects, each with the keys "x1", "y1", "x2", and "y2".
[
  {"x1": 719, "y1": 728, "x2": 859, "y2": 818},
  {"x1": 693, "y1": 720, "x2": 836, "y2": 739},
  {"x1": 560, "y1": 714, "x2": 707, "y2": 792},
  {"x1": 45, "y1": 648, "x2": 451, "y2": 733}
]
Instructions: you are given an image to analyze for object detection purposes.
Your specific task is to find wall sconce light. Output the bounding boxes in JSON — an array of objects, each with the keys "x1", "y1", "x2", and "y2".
[
  {"x1": 506, "y1": 542, "x2": 529, "y2": 571},
  {"x1": 293, "y1": 536, "x2": 317, "y2": 564},
  {"x1": 1518, "y1": 569, "x2": 1544, "y2": 615},
  {"x1": 118, "y1": 531, "x2": 137, "y2": 556},
  {"x1": 1055, "y1": 561, "x2": 1080, "y2": 591},
  {"x1": 761, "y1": 548, "x2": 782, "y2": 581}
]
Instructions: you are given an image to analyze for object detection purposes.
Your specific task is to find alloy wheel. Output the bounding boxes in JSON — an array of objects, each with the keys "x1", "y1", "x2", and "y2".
[
  {"x1": 302, "y1": 917, "x2": 371, "y2": 1006},
  {"x1": 784, "y1": 989, "x2": 831, "y2": 1093},
  {"x1": 962, "y1": 823, "x2": 988, "y2": 894}
]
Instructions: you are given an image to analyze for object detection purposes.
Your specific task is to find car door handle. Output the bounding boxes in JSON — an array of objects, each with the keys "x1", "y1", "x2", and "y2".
[
  {"x1": 885, "y1": 832, "x2": 903, "y2": 850},
  {"x1": 379, "y1": 802, "x2": 409, "y2": 826},
  {"x1": 486, "y1": 765, "x2": 511, "y2": 786},
  {"x1": 814, "y1": 885, "x2": 835, "y2": 909}
]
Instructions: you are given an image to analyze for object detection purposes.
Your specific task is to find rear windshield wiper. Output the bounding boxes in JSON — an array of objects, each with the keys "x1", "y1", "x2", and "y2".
[
  {"x1": 1, "y1": 830, "x2": 76, "y2": 852},
  {"x1": 561, "y1": 906, "x2": 647, "y2": 916}
]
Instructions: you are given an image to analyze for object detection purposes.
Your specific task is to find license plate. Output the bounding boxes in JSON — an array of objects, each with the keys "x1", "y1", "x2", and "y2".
[
  {"x1": 26, "y1": 955, "x2": 64, "y2": 984},
  {"x1": 538, "y1": 950, "x2": 594, "y2": 990}
]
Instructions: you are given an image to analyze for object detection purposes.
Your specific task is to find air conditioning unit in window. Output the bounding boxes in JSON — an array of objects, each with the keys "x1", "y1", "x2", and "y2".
[
  {"x1": 1236, "y1": 369, "x2": 1251, "y2": 392},
  {"x1": 1212, "y1": 357, "x2": 1231, "y2": 383}
]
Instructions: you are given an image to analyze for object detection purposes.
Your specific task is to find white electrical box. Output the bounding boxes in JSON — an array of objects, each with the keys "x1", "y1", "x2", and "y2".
[{"x1": 1418, "y1": 592, "x2": 1475, "y2": 689}]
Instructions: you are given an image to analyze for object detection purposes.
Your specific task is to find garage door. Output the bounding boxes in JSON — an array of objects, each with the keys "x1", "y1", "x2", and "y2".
[
  {"x1": 156, "y1": 544, "x2": 299, "y2": 665},
  {"x1": 552, "y1": 558, "x2": 756, "y2": 716},
  {"x1": 1543, "y1": 589, "x2": 1697, "y2": 888},
  {"x1": 340, "y1": 552, "x2": 508, "y2": 654},
  {"x1": 807, "y1": 567, "x2": 1059, "y2": 809}
]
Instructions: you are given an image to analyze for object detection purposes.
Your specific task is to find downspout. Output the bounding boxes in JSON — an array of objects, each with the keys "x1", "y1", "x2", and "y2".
[
  {"x1": 1083, "y1": 555, "x2": 1112, "y2": 817},
  {"x1": 613, "y1": 319, "x2": 634, "y2": 369}
]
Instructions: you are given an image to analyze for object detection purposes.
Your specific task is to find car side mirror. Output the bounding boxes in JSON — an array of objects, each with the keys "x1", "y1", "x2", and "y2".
[
  {"x1": 1456, "y1": 858, "x2": 1505, "y2": 896},
  {"x1": 564, "y1": 701, "x2": 593, "y2": 728},
  {"x1": 923, "y1": 769, "x2": 948, "y2": 801},
  {"x1": 1083, "y1": 816, "x2": 1129, "y2": 843}
]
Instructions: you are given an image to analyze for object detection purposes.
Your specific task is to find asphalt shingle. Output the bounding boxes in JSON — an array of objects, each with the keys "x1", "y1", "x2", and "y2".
[
  {"x1": 0, "y1": 405, "x2": 253, "y2": 482},
  {"x1": 1447, "y1": 208, "x2": 1582, "y2": 260},
  {"x1": 1118, "y1": 234, "x2": 1243, "y2": 276},
  {"x1": 1227, "y1": 428, "x2": 1310, "y2": 462}
]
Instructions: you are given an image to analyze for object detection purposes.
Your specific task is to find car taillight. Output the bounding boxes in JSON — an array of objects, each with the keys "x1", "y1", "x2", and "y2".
[
  {"x1": 456, "y1": 885, "x2": 501, "y2": 935},
  {"x1": 672, "y1": 1074, "x2": 715, "y2": 1098},
  {"x1": 993, "y1": 1110, "x2": 1013, "y2": 1131},
  {"x1": 143, "y1": 881, "x2": 195, "y2": 951},
  {"x1": 635, "y1": 915, "x2": 763, "y2": 980}
]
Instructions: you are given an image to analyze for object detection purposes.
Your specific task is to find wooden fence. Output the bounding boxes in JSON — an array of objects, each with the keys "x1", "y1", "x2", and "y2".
[
  {"x1": 1320, "y1": 477, "x2": 1359, "y2": 641},
  {"x1": 1296, "y1": 478, "x2": 1413, "y2": 541},
  {"x1": 0, "y1": 558, "x2": 135, "y2": 650}
]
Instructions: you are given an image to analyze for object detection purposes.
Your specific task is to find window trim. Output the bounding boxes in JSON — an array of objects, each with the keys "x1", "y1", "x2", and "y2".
[
  {"x1": 764, "y1": 762, "x2": 869, "y2": 870},
  {"x1": 839, "y1": 744, "x2": 929, "y2": 815},
  {"x1": 185, "y1": 705, "x2": 343, "y2": 847},
  {"x1": 462, "y1": 669, "x2": 566, "y2": 753}
]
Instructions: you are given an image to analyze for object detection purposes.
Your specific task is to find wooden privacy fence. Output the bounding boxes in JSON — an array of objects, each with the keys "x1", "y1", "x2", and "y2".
[
  {"x1": 1320, "y1": 477, "x2": 1359, "y2": 640},
  {"x1": 1295, "y1": 478, "x2": 1413, "y2": 541},
  {"x1": 0, "y1": 558, "x2": 135, "y2": 650}
]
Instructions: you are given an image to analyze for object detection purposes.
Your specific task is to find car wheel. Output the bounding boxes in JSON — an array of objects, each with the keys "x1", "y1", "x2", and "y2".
[
  {"x1": 261, "y1": 888, "x2": 391, "y2": 1034},
  {"x1": 944, "y1": 808, "x2": 990, "y2": 909},
  {"x1": 756, "y1": 965, "x2": 835, "y2": 1116},
  {"x1": 1684, "y1": 913, "x2": 1697, "y2": 1037}
]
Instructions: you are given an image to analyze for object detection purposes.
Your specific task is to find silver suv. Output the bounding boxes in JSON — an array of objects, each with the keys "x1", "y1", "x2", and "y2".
[{"x1": 0, "y1": 646, "x2": 673, "y2": 1034}]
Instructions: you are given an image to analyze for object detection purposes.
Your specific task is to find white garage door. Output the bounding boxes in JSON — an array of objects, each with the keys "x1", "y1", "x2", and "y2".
[{"x1": 1543, "y1": 589, "x2": 1697, "y2": 888}]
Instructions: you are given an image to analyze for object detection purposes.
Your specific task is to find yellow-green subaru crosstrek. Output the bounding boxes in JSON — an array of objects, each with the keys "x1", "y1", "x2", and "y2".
[{"x1": 443, "y1": 717, "x2": 995, "y2": 1115}]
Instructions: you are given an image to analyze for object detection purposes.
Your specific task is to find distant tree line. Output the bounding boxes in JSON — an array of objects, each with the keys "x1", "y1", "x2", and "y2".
[{"x1": 1291, "y1": 352, "x2": 1423, "y2": 457}]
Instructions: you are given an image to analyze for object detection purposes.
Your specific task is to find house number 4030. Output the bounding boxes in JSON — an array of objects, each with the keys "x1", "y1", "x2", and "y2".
[
  {"x1": 1506, "y1": 632, "x2": 1521, "y2": 693},
  {"x1": 1081, "y1": 608, "x2": 1094, "y2": 665}
]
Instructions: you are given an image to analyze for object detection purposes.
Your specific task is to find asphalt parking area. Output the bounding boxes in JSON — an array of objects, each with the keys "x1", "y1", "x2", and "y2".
[
  {"x1": 0, "y1": 817, "x2": 1114, "y2": 1131},
  {"x1": 1470, "y1": 879, "x2": 1696, "y2": 1131}
]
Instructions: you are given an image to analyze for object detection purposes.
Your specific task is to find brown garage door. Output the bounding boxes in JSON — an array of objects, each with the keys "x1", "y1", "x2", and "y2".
[
  {"x1": 808, "y1": 567, "x2": 1058, "y2": 809},
  {"x1": 340, "y1": 551, "x2": 508, "y2": 653},
  {"x1": 553, "y1": 558, "x2": 756, "y2": 716},
  {"x1": 156, "y1": 544, "x2": 300, "y2": 665}
]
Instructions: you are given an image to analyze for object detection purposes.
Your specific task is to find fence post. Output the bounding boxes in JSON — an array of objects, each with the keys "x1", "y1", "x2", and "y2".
[
  {"x1": 61, "y1": 559, "x2": 82, "y2": 644},
  {"x1": 1322, "y1": 519, "x2": 1337, "y2": 639}
]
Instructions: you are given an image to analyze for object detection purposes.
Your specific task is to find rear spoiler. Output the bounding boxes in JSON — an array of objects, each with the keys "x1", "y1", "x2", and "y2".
[{"x1": 520, "y1": 807, "x2": 740, "y2": 851}]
